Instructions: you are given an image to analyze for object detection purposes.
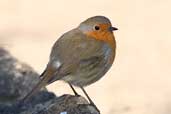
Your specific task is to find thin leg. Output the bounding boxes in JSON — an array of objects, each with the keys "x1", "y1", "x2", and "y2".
[
  {"x1": 80, "y1": 87, "x2": 100, "y2": 113},
  {"x1": 68, "y1": 83, "x2": 80, "y2": 96}
]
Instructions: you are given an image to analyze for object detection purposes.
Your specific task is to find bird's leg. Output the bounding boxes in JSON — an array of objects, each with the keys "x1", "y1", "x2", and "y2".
[
  {"x1": 80, "y1": 87, "x2": 100, "y2": 113},
  {"x1": 68, "y1": 83, "x2": 80, "y2": 96},
  {"x1": 80, "y1": 87, "x2": 95, "y2": 105}
]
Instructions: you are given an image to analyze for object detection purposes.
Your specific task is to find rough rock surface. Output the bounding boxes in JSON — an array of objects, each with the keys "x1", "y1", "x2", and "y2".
[{"x1": 0, "y1": 48, "x2": 99, "y2": 114}]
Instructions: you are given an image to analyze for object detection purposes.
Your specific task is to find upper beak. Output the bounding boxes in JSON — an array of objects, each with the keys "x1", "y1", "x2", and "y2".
[{"x1": 109, "y1": 26, "x2": 118, "y2": 31}]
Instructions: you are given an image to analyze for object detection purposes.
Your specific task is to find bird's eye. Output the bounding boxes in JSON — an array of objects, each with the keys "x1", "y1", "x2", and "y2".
[{"x1": 94, "y1": 25, "x2": 100, "y2": 31}]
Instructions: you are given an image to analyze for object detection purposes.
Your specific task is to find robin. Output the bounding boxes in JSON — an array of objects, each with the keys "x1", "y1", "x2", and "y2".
[{"x1": 22, "y1": 16, "x2": 118, "y2": 112}]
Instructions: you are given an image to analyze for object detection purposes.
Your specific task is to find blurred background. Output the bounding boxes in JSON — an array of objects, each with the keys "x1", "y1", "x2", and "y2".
[{"x1": 0, "y1": 0, "x2": 171, "y2": 114}]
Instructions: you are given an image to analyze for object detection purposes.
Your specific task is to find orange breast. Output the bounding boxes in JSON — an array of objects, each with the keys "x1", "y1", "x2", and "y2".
[
  {"x1": 85, "y1": 30, "x2": 116, "y2": 50},
  {"x1": 85, "y1": 30, "x2": 116, "y2": 64}
]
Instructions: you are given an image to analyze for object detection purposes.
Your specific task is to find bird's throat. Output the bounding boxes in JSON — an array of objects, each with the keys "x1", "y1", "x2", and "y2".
[{"x1": 85, "y1": 31, "x2": 116, "y2": 50}]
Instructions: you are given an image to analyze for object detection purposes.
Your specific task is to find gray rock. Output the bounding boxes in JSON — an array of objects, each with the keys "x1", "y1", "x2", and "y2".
[
  {"x1": 0, "y1": 48, "x2": 100, "y2": 114},
  {"x1": 0, "y1": 48, "x2": 40, "y2": 104},
  {"x1": 20, "y1": 94, "x2": 99, "y2": 114}
]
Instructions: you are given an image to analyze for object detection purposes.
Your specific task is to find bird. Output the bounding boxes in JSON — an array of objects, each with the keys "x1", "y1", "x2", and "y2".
[{"x1": 22, "y1": 16, "x2": 118, "y2": 112}]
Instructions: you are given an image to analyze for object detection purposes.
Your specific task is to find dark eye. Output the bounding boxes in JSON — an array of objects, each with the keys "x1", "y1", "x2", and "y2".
[{"x1": 94, "y1": 25, "x2": 100, "y2": 30}]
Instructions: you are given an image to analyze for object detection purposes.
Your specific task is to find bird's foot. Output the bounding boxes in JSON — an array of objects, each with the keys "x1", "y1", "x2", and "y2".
[
  {"x1": 75, "y1": 93, "x2": 81, "y2": 97},
  {"x1": 89, "y1": 103, "x2": 100, "y2": 114}
]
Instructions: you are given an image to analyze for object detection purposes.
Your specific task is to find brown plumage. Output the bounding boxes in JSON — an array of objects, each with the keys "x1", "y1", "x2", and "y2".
[{"x1": 22, "y1": 16, "x2": 118, "y2": 112}]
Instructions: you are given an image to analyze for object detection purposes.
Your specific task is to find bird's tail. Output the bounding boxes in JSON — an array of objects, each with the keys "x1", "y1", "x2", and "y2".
[{"x1": 21, "y1": 68, "x2": 55, "y2": 103}]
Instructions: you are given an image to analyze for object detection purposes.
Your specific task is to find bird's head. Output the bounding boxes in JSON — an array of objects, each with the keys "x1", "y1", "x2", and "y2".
[{"x1": 78, "y1": 16, "x2": 118, "y2": 48}]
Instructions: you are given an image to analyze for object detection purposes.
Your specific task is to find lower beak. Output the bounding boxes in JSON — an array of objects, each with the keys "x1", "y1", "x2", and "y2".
[{"x1": 109, "y1": 26, "x2": 118, "y2": 31}]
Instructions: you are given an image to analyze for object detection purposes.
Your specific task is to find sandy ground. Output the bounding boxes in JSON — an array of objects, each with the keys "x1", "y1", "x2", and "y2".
[{"x1": 0, "y1": 0, "x2": 171, "y2": 114}]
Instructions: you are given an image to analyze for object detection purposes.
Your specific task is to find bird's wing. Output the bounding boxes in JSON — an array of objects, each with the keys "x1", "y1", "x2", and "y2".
[
  {"x1": 46, "y1": 29, "x2": 108, "y2": 84},
  {"x1": 21, "y1": 29, "x2": 109, "y2": 102}
]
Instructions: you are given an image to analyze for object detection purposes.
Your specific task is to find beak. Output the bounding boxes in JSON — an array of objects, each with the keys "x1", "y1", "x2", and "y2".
[{"x1": 109, "y1": 26, "x2": 118, "y2": 31}]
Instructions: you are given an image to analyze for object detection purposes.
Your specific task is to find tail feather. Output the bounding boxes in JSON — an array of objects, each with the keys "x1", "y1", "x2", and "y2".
[{"x1": 21, "y1": 69, "x2": 55, "y2": 103}]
